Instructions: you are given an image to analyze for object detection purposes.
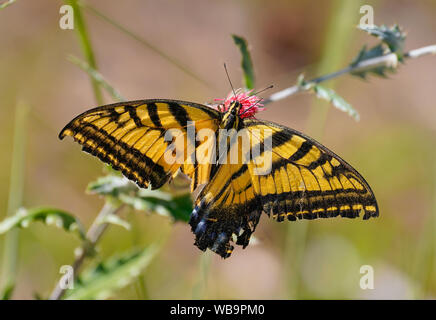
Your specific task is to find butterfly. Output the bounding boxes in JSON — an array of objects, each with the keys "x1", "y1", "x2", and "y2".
[{"x1": 59, "y1": 92, "x2": 379, "y2": 258}]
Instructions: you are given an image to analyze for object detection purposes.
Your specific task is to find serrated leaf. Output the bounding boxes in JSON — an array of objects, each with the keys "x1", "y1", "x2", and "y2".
[
  {"x1": 87, "y1": 175, "x2": 135, "y2": 197},
  {"x1": 351, "y1": 44, "x2": 385, "y2": 65},
  {"x1": 232, "y1": 34, "x2": 255, "y2": 90},
  {"x1": 350, "y1": 44, "x2": 393, "y2": 78},
  {"x1": 312, "y1": 85, "x2": 360, "y2": 121},
  {"x1": 65, "y1": 245, "x2": 159, "y2": 300},
  {"x1": 358, "y1": 24, "x2": 406, "y2": 61},
  {"x1": 0, "y1": 207, "x2": 86, "y2": 240},
  {"x1": 88, "y1": 175, "x2": 193, "y2": 222},
  {"x1": 119, "y1": 190, "x2": 193, "y2": 223}
]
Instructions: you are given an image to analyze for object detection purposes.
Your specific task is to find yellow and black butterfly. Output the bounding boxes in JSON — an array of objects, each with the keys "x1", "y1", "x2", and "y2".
[{"x1": 59, "y1": 97, "x2": 379, "y2": 258}]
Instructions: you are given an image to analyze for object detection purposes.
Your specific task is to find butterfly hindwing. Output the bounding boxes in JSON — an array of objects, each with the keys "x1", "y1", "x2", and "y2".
[
  {"x1": 190, "y1": 144, "x2": 262, "y2": 258},
  {"x1": 59, "y1": 99, "x2": 220, "y2": 190}
]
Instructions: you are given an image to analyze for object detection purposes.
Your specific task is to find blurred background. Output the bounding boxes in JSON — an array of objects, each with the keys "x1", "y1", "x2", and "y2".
[{"x1": 0, "y1": 0, "x2": 435, "y2": 299}]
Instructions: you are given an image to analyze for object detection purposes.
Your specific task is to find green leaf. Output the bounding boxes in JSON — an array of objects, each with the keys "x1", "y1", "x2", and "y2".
[
  {"x1": 358, "y1": 24, "x2": 406, "y2": 61},
  {"x1": 65, "y1": 245, "x2": 159, "y2": 300},
  {"x1": 88, "y1": 175, "x2": 193, "y2": 222},
  {"x1": 166, "y1": 194, "x2": 194, "y2": 222},
  {"x1": 68, "y1": 55, "x2": 125, "y2": 102},
  {"x1": 351, "y1": 44, "x2": 385, "y2": 65},
  {"x1": 232, "y1": 34, "x2": 255, "y2": 90},
  {"x1": 119, "y1": 190, "x2": 193, "y2": 223},
  {"x1": 295, "y1": 75, "x2": 359, "y2": 121},
  {"x1": 312, "y1": 85, "x2": 360, "y2": 121},
  {"x1": 87, "y1": 175, "x2": 135, "y2": 197},
  {"x1": 0, "y1": 207, "x2": 86, "y2": 240},
  {"x1": 97, "y1": 213, "x2": 131, "y2": 231},
  {"x1": 350, "y1": 44, "x2": 394, "y2": 78},
  {"x1": 296, "y1": 73, "x2": 306, "y2": 87}
]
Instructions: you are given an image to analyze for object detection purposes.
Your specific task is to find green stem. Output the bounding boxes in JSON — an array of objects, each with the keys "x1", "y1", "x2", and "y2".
[
  {"x1": 192, "y1": 251, "x2": 212, "y2": 299},
  {"x1": 49, "y1": 2, "x2": 122, "y2": 300},
  {"x1": 67, "y1": 0, "x2": 103, "y2": 105},
  {"x1": 134, "y1": 276, "x2": 149, "y2": 300},
  {"x1": 411, "y1": 161, "x2": 436, "y2": 298},
  {"x1": 67, "y1": 55, "x2": 126, "y2": 102},
  {"x1": 1, "y1": 101, "x2": 29, "y2": 299},
  {"x1": 127, "y1": 210, "x2": 149, "y2": 300},
  {"x1": 49, "y1": 203, "x2": 125, "y2": 300}
]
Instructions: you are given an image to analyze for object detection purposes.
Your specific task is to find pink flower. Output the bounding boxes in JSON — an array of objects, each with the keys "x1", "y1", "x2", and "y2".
[{"x1": 213, "y1": 89, "x2": 265, "y2": 119}]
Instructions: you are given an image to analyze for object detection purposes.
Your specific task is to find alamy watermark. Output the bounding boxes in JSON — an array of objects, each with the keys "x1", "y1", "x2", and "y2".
[
  {"x1": 359, "y1": 5, "x2": 375, "y2": 28},
  {"x1": 359, "y1": 265, "x2": 374, "y2": 290},
  {"x1": 59, "y1": 4, "x2": 74, "y2": 30},
  {"x1": 59, "y1": 265, "x2": 74, "y2": 290}
]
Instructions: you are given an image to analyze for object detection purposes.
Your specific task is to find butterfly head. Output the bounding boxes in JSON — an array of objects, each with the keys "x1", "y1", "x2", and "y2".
[
  {"x1": 228, "y1": 100, "x2": 243, "y2": 117},
  {"x1": 215, "y1": 89, "x2": 265, "y2": 122},
  {"x1": 220, "y1": 101, "x2": 241, "y2": 129}
]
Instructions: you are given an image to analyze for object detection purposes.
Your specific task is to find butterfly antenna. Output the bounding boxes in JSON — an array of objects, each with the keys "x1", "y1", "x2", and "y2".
[
  {"x1": 239, "y1": 85, "x2": 273, "y2": 115},
  {"x1": 240, "y1": 85, "x2": 274, "y2": 104},
  {"x1": 224, "y1": 63, "x2": 237, "y2": 98},
  {"x1": 251, "y1": 85, "x2": 274, "y2": 97}
]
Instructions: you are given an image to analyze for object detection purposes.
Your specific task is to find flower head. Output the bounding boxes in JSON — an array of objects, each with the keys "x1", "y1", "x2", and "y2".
[{"x1": 214, "y1": 89, "x2": 265, "y2": 119}]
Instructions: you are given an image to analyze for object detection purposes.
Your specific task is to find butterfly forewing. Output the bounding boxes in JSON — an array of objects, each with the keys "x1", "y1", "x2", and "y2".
[{"x1": 59, "y1": 99, "x2": 220, "y2": 190}]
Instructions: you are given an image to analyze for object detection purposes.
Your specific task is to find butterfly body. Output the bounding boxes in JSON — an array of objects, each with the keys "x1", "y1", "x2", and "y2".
[
  {"x1": 60, "y1": 98, "x2": 379, "y2": 258},
  {"x1": 220, "y1": 101, "x2": 243, "y2": 130}
]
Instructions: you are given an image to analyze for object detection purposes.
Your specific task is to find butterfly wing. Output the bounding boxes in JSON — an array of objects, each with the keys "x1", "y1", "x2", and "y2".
[
  {"x1": 244, "y1": 118, "x2": 379, "y2": 221},
  {"x1": 189, "y1": 118, "x2": 378, "y2": 258},
  {"x1": 59, "y1": 99, "x2": 220, "y2": 190},
  {"x1": 190, "y1": 128, "x2": 261, "y2": 258}
]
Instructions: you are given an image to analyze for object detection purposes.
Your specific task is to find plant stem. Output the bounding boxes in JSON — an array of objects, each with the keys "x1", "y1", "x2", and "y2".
[
  {"x1": 50, "y1": 2, "x2": 132, "y2": 300},
  {"x1": 49, "y1": 202, "x2": 125, "y2": 300},
  {"x1": 67, "y1": 0, "x2": 103, "y2": 105},
  {"x1": 411, "y1": 161, "x2": 436, "y2": 298},
  {"x1": 264, "y1": 44, "x2": 436, "y2": 105},
  {"x1": 0, "y1": 101, "x2": 29, "y2": 299},
  {"x1": 67, "y1": 55, "x2": 126, "y2": 102},
  {"x1": 192, "y1": 251, "x2": 212, "y2": 299}
]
